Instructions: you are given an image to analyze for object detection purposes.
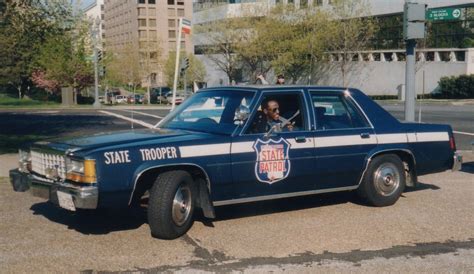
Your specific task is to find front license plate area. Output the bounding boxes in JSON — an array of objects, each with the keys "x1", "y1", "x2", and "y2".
[{"x1": 57, "y1": 191, "x2": 76, "y2": 211}]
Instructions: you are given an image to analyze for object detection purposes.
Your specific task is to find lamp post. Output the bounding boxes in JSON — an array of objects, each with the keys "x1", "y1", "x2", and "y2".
[{"x1": 92, "y1": 16, "x2": 101, "y2": 108}]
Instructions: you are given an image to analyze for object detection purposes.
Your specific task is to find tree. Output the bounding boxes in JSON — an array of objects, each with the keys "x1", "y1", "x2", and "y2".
[
  {"x1": 324, "y1": 0, "x2": 378, "y2": 86},
  {"x1": 164, "y1": 52, "x2": 206, "y2": 89},
  {"x1": 105, "y1": 43, "x2": 142, "y2": 92},
  {"x1": 0, "y1": 0, "x2": 79, "y2": 98},
  {"x1": 196, "y1": 17, "x2": 246, "y2": 84}
]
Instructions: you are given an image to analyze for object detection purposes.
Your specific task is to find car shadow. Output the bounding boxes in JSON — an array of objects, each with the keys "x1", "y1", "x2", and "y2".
[
  {"x1": 202, "y1": 191, "x2": 359, "y2": 223},
  {"x1": 460, "y1": 161, "x2": 474, "y2": 174},
  {"x1": 405, "y1": 181, "x2": 441, "y2": 192},
  {"x1": 30, "y1": 202, "x2": 147, "y2": 235},
  {"x1": 29, "y1": 182, "x2": 442, "y2": 234}
]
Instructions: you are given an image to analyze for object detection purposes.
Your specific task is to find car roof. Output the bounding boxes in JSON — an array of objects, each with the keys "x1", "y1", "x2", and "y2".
[{"x1": 198, "y1": 85, "x2": 350, "y2": 93}]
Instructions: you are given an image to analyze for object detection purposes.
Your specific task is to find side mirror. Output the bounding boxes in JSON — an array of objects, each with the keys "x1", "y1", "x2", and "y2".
[{"x1": 234, "y1": 105, "x2": 250, "y2": 126}]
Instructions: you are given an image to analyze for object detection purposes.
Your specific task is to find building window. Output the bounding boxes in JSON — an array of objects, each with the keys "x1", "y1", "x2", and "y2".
[
  {"x1": 148, "y1": 0, "x2": 155, "y2": 4},
  {"x1": 169, "y1": 41, "x2": 176, "y2": 49},
  {"x1": 177, "y1": 0, "x2": 184, "y2": 5},
  {"x1": 138, "y1": 8, "x2": 146, "y2": 16},
  {"x1": 181, "y1": 41, "x2": 185, "y2": 48},
  {"x1": 139, "y1": 19, "x2": 147, "y2": 27},
  {"x1": 149, "y1": 30, "x2": 157, "y2": 41},
  {"x1": 148, "y1": 8, "x2": 155, "y2": 16},
  {"x1": 149, "y1": 19, "x2": 156, "y2": 27},
  {"x1": 168, "y1": 0, "x2": 174, "y2": 4},
  {"x1": 139, "y1": 30, "x2": 147, "y2": 39},
  {"x1": 169, "y1": 30, "x2": 176, "y2": 38},
  {"x1": 168, "y1": 19, "x2": 176, "y2": 28},
  {"x1": 177, "y1": 9, "x2": 184, "y2": 17},
  {"x1": 168, "y1": 8, "x2": 175, "y2": 16},
  {"x1": 315, "y1": 0, "x2": 323, "y2": 6},
  {"x1": 300, "y1": 0, "x2": 308, "y2": 8},
  {"x1": 138, "y1": 0, "x2": 145, "y2": 3}
]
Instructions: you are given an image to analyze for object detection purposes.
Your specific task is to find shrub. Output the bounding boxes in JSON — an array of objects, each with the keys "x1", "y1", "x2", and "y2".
[
  {"x1": 436, "y1": 74, "x2": 474, "y2": 99},
  {"x1": 77, "y1": 95, "x2": 95, "y2": 105}
]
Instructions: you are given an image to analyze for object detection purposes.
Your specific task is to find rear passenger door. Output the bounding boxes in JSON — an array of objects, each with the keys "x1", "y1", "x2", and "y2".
[{"x1": 310, "y1": 91, "x2": 377, "y2": 189}]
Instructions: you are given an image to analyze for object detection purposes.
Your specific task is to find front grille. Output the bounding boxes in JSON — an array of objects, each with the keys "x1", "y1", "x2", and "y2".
[{"x1": 31, "y1": 150, "x2": 66, "y2": 179}]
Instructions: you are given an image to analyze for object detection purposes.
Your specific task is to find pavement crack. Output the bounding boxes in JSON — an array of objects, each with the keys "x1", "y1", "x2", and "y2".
[{"x1": 181, "y1": 235, "x2": 233, "y2": 264}]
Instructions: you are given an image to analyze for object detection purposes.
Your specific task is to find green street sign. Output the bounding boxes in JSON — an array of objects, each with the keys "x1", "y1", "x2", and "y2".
[{"x1": 426, "y1": 8, "x2": 462, "y2": 21}]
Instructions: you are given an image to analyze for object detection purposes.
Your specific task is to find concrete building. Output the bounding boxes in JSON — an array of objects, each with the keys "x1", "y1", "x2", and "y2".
[
  {"x1": 194, "y1": 0, "x2": 474, "y2": 96},
  {"x1": 103, "y1": 0, "x2": 193, "y2": 86}
]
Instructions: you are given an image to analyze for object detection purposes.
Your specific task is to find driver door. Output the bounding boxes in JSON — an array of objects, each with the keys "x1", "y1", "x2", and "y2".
[{"x1": 229, "y1": 90, "x2": 315, "y2": 201}]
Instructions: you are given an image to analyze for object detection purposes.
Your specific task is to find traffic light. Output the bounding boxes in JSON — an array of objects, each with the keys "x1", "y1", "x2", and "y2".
[
  {"x1": 97, "y1": 50, "x2": 103, "y2": 62},
  {"x1": 179, "y1": 57, "x2": 190, "y2": 76}
]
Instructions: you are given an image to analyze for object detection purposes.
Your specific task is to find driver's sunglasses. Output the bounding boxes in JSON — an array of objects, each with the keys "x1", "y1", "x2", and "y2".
[{"x1": 269, "y1": 107, "x2": 279, "y2": 113}]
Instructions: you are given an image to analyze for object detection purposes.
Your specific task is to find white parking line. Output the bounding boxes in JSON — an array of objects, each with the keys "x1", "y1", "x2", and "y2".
[
  {"x1": 453, "y1": 131, "x2": 474, "y2": 136},
  {"x1": 99, "y1": 110, "x2": 155, "y2": 129},
  {"x1": 118, "y1": 109, "x2": 164, "y2": 119}
]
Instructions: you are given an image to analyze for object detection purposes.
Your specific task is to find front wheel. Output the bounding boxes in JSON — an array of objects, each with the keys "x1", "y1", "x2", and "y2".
[
  {"x1": 357, "y1": 154, "x2": 406, "y2": 207},
  {"x1": 148, "y1": 170, "x2": 196, "y2": 239}
]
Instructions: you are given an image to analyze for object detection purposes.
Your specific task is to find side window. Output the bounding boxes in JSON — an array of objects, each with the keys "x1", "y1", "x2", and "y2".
[
  {"x1": 311, "y1": 94, "x2": 370, "y2": 130},
  {"x1": 245, "y1": 93, "x2": 307, "y2": 134}
]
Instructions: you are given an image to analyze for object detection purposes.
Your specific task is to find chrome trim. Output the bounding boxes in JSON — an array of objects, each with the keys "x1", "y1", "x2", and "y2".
[
  {"x1": 128, "y1": 163, "x2": 211, "y2": 205},
  {"x1": 213, "y1": 186, "x2": 358, "y2": 206},
  {"x1": 346, "y1": 91, "x2": 375, "y2": 129},
  {"x1": 357, "y1": 148, "x2": 416, "y2": 186},
  {"x1": 452, "y1": 152, "x2": 462, "y2": 171}
]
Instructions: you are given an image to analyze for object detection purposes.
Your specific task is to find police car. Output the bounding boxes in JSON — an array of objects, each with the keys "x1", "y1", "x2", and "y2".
[{"x1": 10, "y1": 86, "x2": 462, "y2": 239}]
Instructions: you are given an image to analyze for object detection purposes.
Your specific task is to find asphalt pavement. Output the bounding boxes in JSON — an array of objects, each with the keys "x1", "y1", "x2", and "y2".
[
  {"x1": 0, "y1": 152, "x2": 472, "y2": 272},
  {"x1": 0, "y1": 102, "x2": 473, "y2": 272}
]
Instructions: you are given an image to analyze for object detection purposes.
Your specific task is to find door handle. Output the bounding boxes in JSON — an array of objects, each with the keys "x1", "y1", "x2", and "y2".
[
  {"x1": 295, "y1": 136, "x2": 306, "y2": 143},
  {"x1": 360, "y1": 132, "x2": 370, "y2": 139}
]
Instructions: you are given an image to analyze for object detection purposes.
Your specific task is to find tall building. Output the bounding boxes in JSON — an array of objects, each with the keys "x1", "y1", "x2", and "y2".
[
  {"x1": 104, "y1": 0, "x2": 193, "y2": 86},
  {"x1": 84, "y1": 0, "x2": 105, "y2": 49}
]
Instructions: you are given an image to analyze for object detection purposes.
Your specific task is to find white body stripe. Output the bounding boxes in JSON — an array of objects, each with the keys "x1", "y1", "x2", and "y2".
[
  {"x1": 231, "y1": 142, "x2": 254, "y2": 154},
  {"x1": 177, "y1": 132, "x2": 449, "y2": 158},
  {"x1": 287, "y1": 138, "x2": 314, "y2": 149},
  {"x1": 314, "y1": 135, "x2": 377, "y2": 148},
  {"x1": 416, "y1": 132, "x2": 449, "y2": 142},
  {"x1": 179, "y1": 143, "x2": 230, "y2": 158},
  {"x1": 377, "y1": 133, "x2": 408, "y2": 144}
]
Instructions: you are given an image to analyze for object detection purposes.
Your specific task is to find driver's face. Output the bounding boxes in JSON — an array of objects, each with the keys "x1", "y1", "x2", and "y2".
[{"x1": 265, "y1": 101, "x2": 280, "y2": 121}]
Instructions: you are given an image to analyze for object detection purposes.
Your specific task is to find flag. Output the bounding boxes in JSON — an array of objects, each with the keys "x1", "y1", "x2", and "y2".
[{"x1": 181, "y1": 18, "x2": 191, "y2": 34}]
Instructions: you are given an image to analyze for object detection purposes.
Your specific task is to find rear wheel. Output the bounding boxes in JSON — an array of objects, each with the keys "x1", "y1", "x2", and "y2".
[
  {"x1": 148, "y1": 170, "x2": 196, "y2": 239},
  {"x1": 357, "y1": 154, "x2": 406, "y2": 207}
]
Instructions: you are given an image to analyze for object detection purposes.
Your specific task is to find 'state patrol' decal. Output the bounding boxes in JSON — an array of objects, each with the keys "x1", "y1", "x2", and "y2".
[{"x1": 253, "y1": 138, "x2": 291, "y2": 184}]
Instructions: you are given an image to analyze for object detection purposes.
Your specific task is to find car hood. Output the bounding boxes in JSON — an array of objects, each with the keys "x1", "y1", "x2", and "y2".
[{"x1": 31, "y1": 128, "x2": 199, "y2": 154}]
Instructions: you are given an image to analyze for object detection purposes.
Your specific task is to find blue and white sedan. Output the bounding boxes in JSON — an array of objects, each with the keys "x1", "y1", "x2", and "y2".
[{"x1": 10, "y1": 86, "x2": 462, "y2": 239}]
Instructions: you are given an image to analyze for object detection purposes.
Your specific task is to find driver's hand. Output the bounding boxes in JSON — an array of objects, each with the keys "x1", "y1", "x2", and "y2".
[{"x1": 286, "y1": 122, "x2": 295, "y2": 131}]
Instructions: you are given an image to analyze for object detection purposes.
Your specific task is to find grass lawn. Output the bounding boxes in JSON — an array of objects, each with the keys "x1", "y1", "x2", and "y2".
[{"x1": 0, "y1": 96, "x2": 60, "y2": 108}]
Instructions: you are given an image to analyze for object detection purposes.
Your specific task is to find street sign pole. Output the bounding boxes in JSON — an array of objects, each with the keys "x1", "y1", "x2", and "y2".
[
  {"x1": 405, "y1": 39, "x2": 416, "y2": 122},
  {"x1": 403, "y1": 1, "x2": 426, "y2": 122}
]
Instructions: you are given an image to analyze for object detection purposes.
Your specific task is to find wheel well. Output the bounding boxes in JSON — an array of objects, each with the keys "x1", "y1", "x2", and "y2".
[
  {"x1": 370, "y1": 150, "x2": 417, "y2": 187},
  {"x1": 129, "y1": 165, "x2": 209, "y2": 206}
]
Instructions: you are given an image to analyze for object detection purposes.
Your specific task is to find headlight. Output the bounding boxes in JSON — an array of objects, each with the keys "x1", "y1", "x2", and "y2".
[
  {"x1": 18, "y1": 149, "x2": 31, "y2": 172},
  {"x1": 66, "y1": 158, "x2": 96, "y2": 184}
]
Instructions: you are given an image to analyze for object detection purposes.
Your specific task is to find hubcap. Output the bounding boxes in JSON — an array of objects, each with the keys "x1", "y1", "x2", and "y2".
[
  {"x1": 172, "y1": 184, "x2": 192, "y2": 226},
  {"x1": 373, "y1": 163, "x2": 400, "y2": 196}
]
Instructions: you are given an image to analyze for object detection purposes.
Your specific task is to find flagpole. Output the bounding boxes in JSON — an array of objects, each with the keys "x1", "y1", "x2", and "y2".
[{"x1": 171, "y1": 18, "x2": 183, "y2": 111}]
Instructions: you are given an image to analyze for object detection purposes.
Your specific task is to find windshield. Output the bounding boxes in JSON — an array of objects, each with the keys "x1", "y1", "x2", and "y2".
[{"x1": 157, "y1": 90, "x2": 255, "y2": 135}]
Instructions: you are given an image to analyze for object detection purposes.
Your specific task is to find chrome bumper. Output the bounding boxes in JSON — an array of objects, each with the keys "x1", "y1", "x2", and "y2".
[
  {"x1": 9, "y1": 169, "x2": 98, "y2": 210},
  {"x1": 452, "y1": 152, "x2": 462, "y2": 172}
]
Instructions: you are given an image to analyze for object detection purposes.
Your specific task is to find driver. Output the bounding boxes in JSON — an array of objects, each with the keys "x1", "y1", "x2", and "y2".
[{"x1": 252, "y1": 99, "x2": 294, "y2": 133}]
